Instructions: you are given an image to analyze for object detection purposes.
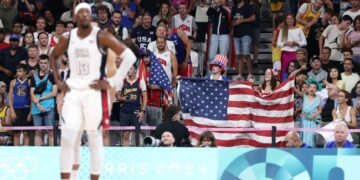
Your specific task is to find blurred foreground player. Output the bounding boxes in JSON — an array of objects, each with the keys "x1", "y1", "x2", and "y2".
[{"x1": 50, "y1": 3, "x2": 136, "y2": 180}]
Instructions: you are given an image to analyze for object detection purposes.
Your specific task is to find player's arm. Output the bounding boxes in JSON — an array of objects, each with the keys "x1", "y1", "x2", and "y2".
[
  {"x1": 177, "y1": 29, "x2": 191, "y2": 65},
  {"x1": 105, "y1": 49, "x2": 118, "y2": 78},
  {"x1": 49, "y1": 33, "x2": 70, "y2": 91},
  {"x1": 8, "y1": 80, "x2": 16, "y2": 121},
  {"x1": 170, "y1": 52, "x2": 178, "y2": 86},
  {"x1": 98, "y1": 30, "x2": 136, "y2": 87}
]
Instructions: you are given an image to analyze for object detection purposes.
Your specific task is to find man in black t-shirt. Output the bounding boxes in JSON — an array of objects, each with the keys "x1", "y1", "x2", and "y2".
[
  {"x1": 131, "y1": 12, "x2": 157, "y2": 49},
  {"x1": 320, "y1": 47, "x2": 339, "y2": 72},
  {"x1": 154, "y1": 105, "x2": 191, "y2": 147},
  {"x1": 321, "y1": 84, "x2": 339, "y2": 123},
  {"x1": 232, "y1": 0, "x2": 255, "y2": 81},
  {"x1": 0, "y1": 34, "x2": 28, "y2": 86}
]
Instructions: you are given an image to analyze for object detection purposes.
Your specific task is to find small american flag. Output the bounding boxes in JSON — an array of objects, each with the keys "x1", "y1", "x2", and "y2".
[{"x1": 179, "y1": 78, "x2": 295, "y2": 147}]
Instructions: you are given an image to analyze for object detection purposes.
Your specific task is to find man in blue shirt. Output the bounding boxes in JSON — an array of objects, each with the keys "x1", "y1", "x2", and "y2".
[{"x1": 325, "y1": 123, "x2": 355, "y2": 148}]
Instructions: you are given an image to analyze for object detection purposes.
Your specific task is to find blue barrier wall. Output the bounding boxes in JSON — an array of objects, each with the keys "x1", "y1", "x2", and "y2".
[{"x1": 0, "y1": 147, "x2": 359, "y2": 180}]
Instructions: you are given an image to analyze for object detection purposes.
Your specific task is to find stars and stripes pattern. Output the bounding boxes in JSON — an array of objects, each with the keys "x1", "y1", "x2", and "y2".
[
  {"x1": 211, "y1": 54, "x2": 228, "y2": 70},
  {"x1": 180, "y1": 78, "x2": 228, "y2": 120},
  {"x1": 179, "y1": 78, "x2": 295, "y2": 147},
  {"x1": 148, "y1": 52, "x2": 173, "y2": 93}
]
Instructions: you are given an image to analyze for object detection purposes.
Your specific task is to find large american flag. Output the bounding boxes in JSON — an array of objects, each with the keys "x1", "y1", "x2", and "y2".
[{"x1": 179, "y1": 78, "x2": 295, "y2": 147}]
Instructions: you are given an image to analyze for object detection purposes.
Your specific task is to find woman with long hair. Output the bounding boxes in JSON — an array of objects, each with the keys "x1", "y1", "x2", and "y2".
[
  {"x1": 22, "y1": 31, "x2": 35, "y2": 49},
  {"x1": 277, "y1": 14, "x2": 307, "y2": 81},
  {"x1": 326, "y1": 67, "x2": 345, "y2": 90},
  {"x1": 152, "y1": 2, "x2": 171, "y2": 27},
  {"x1": 258, "y1": 68, "x2": 279, "y2": 95},
  {"x1": 258, "y1": 65, "x2": 306, "y2": 95},
  {"x1": 283, "y1": 60, "x2": 300, "y2": 80},
  {"x1": 197, "y1": 131, "x2": 217, "y2": 147},
  {"x1": 332, "y1": 90, "x2": 357, "y2": 128}
]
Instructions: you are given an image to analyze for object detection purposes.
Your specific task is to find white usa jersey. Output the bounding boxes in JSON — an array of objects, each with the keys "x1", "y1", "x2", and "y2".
[
  {"x1": 67, "y1": 27, "x2": 106, "y2": 89},
  {"x1": 154, "y1": 50, "x2": 172, "y2": 81},
  {"x1": 173, "y1": 14, "x2": 194, "y2": 36}
]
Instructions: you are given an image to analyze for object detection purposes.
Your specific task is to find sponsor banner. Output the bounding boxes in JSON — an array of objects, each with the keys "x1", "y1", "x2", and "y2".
[{"x1": 0, "y1": 147, "x2": 359, "y2": 179}]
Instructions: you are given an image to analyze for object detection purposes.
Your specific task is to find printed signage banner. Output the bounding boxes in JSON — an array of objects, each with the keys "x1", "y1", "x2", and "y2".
[{"x1": 0, "y1": 147, "x2": 358, "y2": 179}]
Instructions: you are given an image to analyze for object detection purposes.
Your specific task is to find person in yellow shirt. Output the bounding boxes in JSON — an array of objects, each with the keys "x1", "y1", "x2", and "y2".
[
  {"x1": 296, "y1": 0, "x2": 324, "y2": 37},
  {"x1": 0, "y1": 94, "x2": 11, "y2": 145}
]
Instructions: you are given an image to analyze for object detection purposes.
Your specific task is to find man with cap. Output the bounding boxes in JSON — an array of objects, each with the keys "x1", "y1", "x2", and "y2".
[
  {"x1": 307, "y1": 56, "x2": 328, "y2": 84},
  {"x1": 205, "y1": 54, "x2": 228, "y2": 81},
  {"x1": 0, "y1": 33, "x2": 28, "y2": 86},
  {"x1": 49, "y1": 3, "x2": 136, "y2": 180}
]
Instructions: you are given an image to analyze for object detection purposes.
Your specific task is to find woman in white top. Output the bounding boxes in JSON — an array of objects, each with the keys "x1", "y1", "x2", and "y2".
[
  {"x1": 277, "y1": 14, "x2": 307, "y2": 82},
  {"x1": 332, "y1": 89, "x2": 357, "y2": 128}
]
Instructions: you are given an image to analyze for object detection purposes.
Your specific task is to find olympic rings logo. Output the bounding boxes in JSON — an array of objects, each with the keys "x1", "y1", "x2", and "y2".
[{"x1": 0, "y1": 157, "x2": 38, "y2": 180}]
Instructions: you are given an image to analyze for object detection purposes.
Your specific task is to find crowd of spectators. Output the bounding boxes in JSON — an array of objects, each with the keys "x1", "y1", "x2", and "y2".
[{"x1": 0, "y1": 0, "x2": 359, "y2": 148}]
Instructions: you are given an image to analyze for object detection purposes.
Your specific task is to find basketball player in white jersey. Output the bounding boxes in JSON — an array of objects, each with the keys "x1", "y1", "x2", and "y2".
[
  {"x1": 154, "y1": 37, "x2": 178, "y2": 86},
  {"x1": 49, "y1": 3, "x2": 136, "y2": 180}
]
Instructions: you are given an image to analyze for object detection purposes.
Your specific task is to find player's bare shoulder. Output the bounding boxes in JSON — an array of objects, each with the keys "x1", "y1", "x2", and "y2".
[
  {"x1": 97, "y1": 30, "x2": 113, "y2": 43},
  {"x1": 55, "y1": 31, "x2": 71, "y2": 50},
  {"x1": 62, "y1": 31, "x2": 71, "y2": 39},
  {"x1": 98, "y1": 29, "x2": 126, "y2": 54}
]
